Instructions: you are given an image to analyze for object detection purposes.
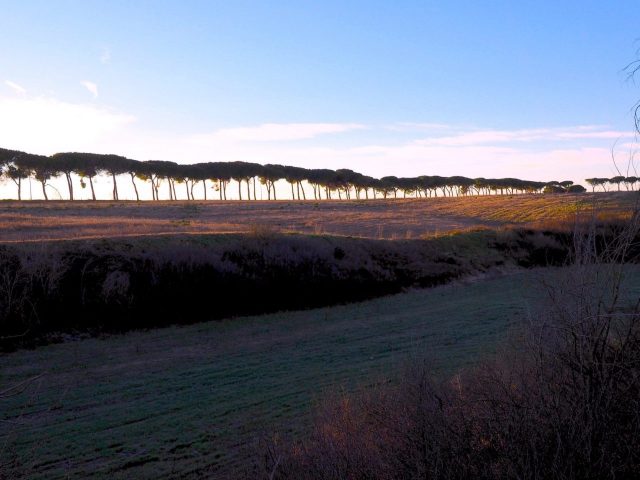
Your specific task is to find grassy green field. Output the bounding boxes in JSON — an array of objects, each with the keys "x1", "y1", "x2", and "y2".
[{"x1": 2, "y1": 266, "x2": 640, "y2": 479}]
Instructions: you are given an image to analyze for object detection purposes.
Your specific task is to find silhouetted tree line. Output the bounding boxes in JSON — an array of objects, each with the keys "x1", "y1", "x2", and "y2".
[
  {"x1": 0, "y1": 147, "x2": 587, "y2": 201},
  {"x1": 585, "y1": 176, "x2": 640, "y2": 192}
]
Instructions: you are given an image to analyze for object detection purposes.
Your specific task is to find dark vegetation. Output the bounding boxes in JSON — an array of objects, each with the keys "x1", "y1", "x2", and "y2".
[
  {"x1": 1, "y1": 218, "x2": 638, "y2": 351},
  {"x1": 0, "y1": 147, "x2": 590, "y2": 201},
  {"x1": 255, "y1": 210, "x2": 640, "y2": 480},
  {"x1": 0, "y1": 230, "x2": 522, "y2": 349}
]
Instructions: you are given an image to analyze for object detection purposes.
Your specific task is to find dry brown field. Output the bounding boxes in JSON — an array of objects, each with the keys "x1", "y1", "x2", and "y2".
[{"x1": 0, "y1": 192, "x2": 635, "y2": 242}]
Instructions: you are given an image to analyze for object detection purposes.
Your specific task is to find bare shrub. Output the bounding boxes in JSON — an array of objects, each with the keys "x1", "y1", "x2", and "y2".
[
  {"x1": 101, "y1": 269, "x2": 131, "y2": 304},
  {"x1": 0, "y1": 249, "x2": 26, "y2": 331},
  {"x1": 0, "y1": 245, "x2": 67, "y2": 341}
]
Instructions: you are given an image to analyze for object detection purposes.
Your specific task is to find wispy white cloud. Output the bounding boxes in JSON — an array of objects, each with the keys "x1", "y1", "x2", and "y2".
[
  {"x1": 0, "y1": 94, "x2": 135, "y2": 155},
  {"x1": 105, "y1": 123, "x2": 638, "y2": 184},
  {"x1": 118, "y1": 129, "x2": 624, "y2": 184},
  {"x1": 100, "y1": 47, "x2": 111, "y2": 64},
  {"x1": 413, "y1": 126, "x2": 636, "y2": 147},
  {"x1": 194, "y1": 122, "x2": 365, "y2": 143},
  {"x1": 4, "y1": 80, "x2": 26, "y2": 95},
  {"x1": 556, "y1": 130, "x2": 635, "y2": 139},
  {"x1": 81, "y1": 80, "x2": 99, "y2": 98}
]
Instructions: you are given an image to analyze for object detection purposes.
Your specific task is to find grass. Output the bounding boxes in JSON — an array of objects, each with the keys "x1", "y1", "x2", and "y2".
[
  {"x1": 3, "y1": 266, "x2": 640, "y2": 479},
  {"x1": 0, "y1": 193, "x2": 635, "y2": 243},
  {"x1": 0, "y1": 193, "x2": 637, "y2": 477}
]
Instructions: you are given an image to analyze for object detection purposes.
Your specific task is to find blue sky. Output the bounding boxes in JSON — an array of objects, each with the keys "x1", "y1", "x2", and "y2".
[{"x1": 1, "y1": 0, "x2": 639, "y2": 187}]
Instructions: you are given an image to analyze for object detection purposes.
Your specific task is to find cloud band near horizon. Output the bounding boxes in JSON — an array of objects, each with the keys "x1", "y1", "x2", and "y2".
[{"x1": 0, "y1": 89, "x2": 636, "y2": 183}]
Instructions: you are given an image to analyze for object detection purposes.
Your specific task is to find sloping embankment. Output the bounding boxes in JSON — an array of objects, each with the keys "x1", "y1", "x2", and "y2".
[{"x1": 0, "y1": 229, "x2": 578, "y2": 349}]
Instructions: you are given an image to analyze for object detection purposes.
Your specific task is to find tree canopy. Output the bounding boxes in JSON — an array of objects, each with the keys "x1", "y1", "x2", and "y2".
[{"x1": 0, "y1": 146, "x2": 596, "y2": 201}]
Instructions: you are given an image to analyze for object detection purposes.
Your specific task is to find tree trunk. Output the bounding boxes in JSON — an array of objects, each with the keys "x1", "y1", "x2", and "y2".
[
  {"x1": 41, "y1": 181, "x2": 48, "y2": 200},
  {"x1": 203, "y1": 180, "x2": 207, "y2": 200},
  {"x1": 14, "y1": 178, "x2": 22, "y2": 201},
  {"x1": 130, "y1": 173, "x2": 140, "y2": 201},
  {"x1": 253, "y1": 177, "x2": 257, "y2": 201},
  {"x1": 89, "y1": 176, "x2": 96, "y2": 200},
  {"x1": 65, "y1": 172, "x2": 74, "y2": 200},
  {"x1": 238, "y1": 180, "x2": 242, "y2": 200},
  {"x1": 112, "y1": 173, "x2": 118, "y2": 200},
  {"x1": 151, "y1": 177, "x2": 157, "y2": 200}
]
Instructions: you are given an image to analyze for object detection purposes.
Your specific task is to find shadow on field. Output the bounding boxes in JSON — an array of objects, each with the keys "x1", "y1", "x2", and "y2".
[{"x1": 1, "y1": 223, "x2": 637, "y2": 350}]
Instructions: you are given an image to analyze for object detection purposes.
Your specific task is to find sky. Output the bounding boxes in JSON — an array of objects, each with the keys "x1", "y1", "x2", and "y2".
[{"x1": 1, "y1": 0, "x2": 640, "y2": 197}]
